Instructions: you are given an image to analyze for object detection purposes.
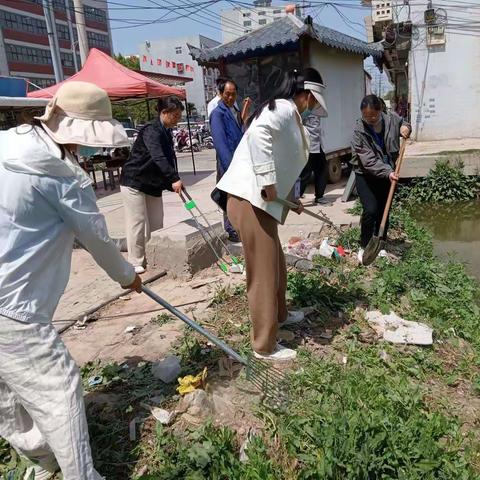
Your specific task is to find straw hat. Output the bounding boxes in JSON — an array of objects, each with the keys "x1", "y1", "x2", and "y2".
[{"x1": 35, "y1": 81, "x2": 129, "y2": 147}]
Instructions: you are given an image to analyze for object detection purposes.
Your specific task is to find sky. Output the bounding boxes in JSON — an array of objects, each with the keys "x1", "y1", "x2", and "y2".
[
  {"x1": 108, "y1": 0, "x2": 388, "y2": 93},
  {"x1": 109, "y1": 1, "x2": 371, "y2": 55}
]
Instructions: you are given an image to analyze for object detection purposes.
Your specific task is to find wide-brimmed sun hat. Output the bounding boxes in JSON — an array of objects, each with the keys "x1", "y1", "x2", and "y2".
[{"x1": 35, "y1": 81, "x2": 129, "y2": 147}]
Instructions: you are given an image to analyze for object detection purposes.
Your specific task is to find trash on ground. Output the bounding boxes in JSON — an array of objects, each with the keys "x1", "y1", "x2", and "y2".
[
  {"x1": 319, "y1": 329, "x2": 333, "y2": 340},
  {"x1": 88, "y1": 375, "x2": 103, "y2": 387},
  {"x1": 129, "y1": 417, "x2": 140, "y2": 441},
  {"x1": 230, "y1": 263, "x2": 244, "y2": 274},
  {"x1": 177, "y1": 367, "x2": 208, "y2": 395},
  {"x1": 124, "y1": 325, "x2": 141, "y2": 334},
  {"x1": 240, "y1": 428, "x2": 259, "y2": 463},
  {"x1": 151, "y1": 356, "x2": 182, "y2": 384},
  {"x1": 366, "y1": 310, "x2": 433, "y2": 345},
  {"x1": 150, "y1": 407, "x2": 176, "y2": 425}
]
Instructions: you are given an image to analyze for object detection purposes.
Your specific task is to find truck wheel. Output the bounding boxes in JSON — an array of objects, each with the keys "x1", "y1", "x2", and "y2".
[{"x1": 328, "y1": 158, "x2": 342, "y2": 184}]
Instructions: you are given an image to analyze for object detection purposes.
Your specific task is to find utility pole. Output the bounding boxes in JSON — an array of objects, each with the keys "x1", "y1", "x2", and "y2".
[
  {"x1": 42, "y1": 0, "x2": 64, "y2": 82},
  {"x1": 65, "y1": 0, "x2": 79, "y2": 72},
  {"x1": 73, "y1": 0, "x2": 89, "y2": 66}
]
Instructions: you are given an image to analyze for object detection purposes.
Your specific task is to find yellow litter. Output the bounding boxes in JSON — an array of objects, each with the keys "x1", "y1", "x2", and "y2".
[{"x1": 177, "y1": 367, "x2": 208, "y2": 395}]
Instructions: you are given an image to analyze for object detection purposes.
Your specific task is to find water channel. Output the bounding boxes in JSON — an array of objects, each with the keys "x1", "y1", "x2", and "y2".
[{"x1": 413, "y1": 201, "x2": 480, "y2": 280}]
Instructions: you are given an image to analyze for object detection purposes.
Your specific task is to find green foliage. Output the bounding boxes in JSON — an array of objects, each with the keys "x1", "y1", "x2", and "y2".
[
  {"x1": 138, "y1": 423, "x2": 281, "y2": 479},
  {"x1": 336, "y1": 226, "x2": 361, "y2": 250},
  {"x1": 347, "y1": 199, "x2": 363, "y2": 216},
  {"x1": 279, "y1": 348, "x2": 475, "y2": 480},
  {"x1": 115, "y1": 53, "x2": 140, "y2": 70},
  {"x1": 402, "y1": 160, "x2": 480, "y2": 204}
]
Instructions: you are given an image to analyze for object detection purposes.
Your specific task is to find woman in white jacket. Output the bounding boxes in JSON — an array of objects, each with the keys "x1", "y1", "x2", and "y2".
[
  {"x1": 0, "y1": 82, "x2": 141, "y2": 480},
  {"x1": 216, "y1": 68, "x2": 327, "y2": 361}
]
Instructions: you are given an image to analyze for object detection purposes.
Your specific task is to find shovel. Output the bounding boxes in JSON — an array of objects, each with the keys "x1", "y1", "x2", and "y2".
[{"x1": 362, "y1": 138, "x2": 407, "y2": 266}]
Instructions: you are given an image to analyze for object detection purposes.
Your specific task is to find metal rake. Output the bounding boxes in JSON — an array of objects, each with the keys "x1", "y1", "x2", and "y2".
[
  {"x1": 179, "y1": 188, "x2": 243, "y2": 274},
  {"x1": 142, "y1": 285, "x2": 289, "y2": 406}
]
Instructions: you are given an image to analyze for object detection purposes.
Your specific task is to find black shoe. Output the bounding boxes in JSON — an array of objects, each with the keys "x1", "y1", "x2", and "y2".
[
  {"x1": 314, "y1": 197, "x2": 331, "y2": 205},
  {"x1": 228, "y1": 234, "x2": 241, "y2": 243}
]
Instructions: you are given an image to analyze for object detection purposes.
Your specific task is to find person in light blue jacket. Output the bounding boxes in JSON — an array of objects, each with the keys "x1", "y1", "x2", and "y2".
[{"x1": 0, "y1": 81, "x2": 141, "y2": 480}]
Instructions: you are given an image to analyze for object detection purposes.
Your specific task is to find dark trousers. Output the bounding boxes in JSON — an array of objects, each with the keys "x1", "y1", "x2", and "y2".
[
  {"x1": 355, "y1": 173, "x2": 391, "y2": 248},
  {"x1": 300, "y1": 150, "x2": 328, "y2": 198},
  {"x1": 216, "y1": 159, "x2": 237, "y2": 238}
]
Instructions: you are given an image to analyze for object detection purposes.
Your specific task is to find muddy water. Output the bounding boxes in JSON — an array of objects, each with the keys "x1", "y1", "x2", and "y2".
[{"x1": 413, "y1": 202, "x2": 480, "y2": 280}]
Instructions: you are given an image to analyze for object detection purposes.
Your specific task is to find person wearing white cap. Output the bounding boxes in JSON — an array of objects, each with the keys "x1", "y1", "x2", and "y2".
[
  {"x1": 0, "y1": 81, "x2": 142, "y2": 480},
  {"x1": 213, "y1": 68, "x2": 327, "y2": 361}
]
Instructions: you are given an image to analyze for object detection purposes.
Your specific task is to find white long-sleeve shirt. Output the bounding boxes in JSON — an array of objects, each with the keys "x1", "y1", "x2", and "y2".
[{"x1": 0, "y1": 125, "x2": 134, "y2": 323}]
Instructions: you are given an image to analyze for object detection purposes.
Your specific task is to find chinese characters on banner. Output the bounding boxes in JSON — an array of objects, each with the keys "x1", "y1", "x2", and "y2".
[{"x1": 142, "y1": 55, "x2": 194, "y2": 74}]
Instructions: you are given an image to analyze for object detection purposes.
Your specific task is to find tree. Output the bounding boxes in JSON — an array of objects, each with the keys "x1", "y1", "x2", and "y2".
[
  {"x1": 112, "y1": 53, "x2": 149, "y2": 125},
  {"x1": 186, "y1": 102, "x2": 197, "y2": 116}
]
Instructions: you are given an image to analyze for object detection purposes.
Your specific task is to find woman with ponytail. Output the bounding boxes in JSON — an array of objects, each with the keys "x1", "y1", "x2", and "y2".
[{"x1": 215, "y1": 68, "x2": 327, "y2": 361}]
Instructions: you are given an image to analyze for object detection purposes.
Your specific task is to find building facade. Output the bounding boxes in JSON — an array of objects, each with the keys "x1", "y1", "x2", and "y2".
[
  {"x1": 138, "y1": 35, "x2": 220, "y2": 119},
  {"x1": 0, "y1": 0, "x2": 113, "y2": 89},
  {"x1": 364, "y1": 0, "x2": 480, "y2": 141},
  {"x1": 220, "y1": 1, "x2": 302, "y2": 43}
]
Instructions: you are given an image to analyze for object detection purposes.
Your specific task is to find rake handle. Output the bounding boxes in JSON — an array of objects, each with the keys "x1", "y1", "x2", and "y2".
[
  {"x1": 378, "y1": 138, "x2": 407, "y2": 238},
  {"x1": 142, "y1": 286, "x2": 246, "y2": 365}
]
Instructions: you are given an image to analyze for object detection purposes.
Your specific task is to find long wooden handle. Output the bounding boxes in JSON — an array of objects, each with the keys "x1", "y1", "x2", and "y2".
[{"x1": 378, "y1": 138, "x2": 407, "y2": 237}]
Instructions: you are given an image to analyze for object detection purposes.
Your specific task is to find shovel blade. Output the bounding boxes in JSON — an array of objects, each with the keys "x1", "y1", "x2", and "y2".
[{"x1": 362, "y1": 236, "x2": 385, "y2": 266}]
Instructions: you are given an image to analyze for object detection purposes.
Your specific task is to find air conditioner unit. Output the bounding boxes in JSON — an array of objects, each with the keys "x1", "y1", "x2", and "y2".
[
  {"x1": 372, "y1": 0, "x2": 393, "y2": 23},
  {"x1": 427, "y1": 25, "x2": 446, "y2": 46}
]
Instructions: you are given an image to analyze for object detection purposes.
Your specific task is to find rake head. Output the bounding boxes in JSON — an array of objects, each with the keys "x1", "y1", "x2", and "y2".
[{"x1": 244, "y1": 355, "x2": 291, "y2": 407}]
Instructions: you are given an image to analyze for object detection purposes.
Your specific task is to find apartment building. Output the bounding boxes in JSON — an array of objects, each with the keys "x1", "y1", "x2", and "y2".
[{"x1": 0, "y1": 0, "x2": 113, "y2": 89}]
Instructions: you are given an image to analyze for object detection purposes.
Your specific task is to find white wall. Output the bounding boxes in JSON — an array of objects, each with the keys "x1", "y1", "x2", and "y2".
[
  {"x1": 309, "y1": 44, "x2": 366, "y2": 153},
  {"x1": 139, "y1": 35, "x2": 219, "y2": 118},
  {"x1": 409, "y1": 3, "x2": 480, "y2": 141}
]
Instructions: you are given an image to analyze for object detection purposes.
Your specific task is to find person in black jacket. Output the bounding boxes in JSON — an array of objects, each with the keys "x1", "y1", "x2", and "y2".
[{"x1": 120, "y1": 96, "x2": 184, "y2": 273}]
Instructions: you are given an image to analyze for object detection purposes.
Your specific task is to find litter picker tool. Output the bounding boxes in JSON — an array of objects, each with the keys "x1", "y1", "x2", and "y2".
[
  {"x1": 142, "y1": 285, "x2": 288, "y2": 405},
  {"x1": 179, "y1": 188, "x2": 243, "y2": 274},
  {"x1": 275, "y1": 197, "x2": 342, "y2": 234},
  {"x1": 362, "y1": 138, "x2": 407, "y2": 266}
]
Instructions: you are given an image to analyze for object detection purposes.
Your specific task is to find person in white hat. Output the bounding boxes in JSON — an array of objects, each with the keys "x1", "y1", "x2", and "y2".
[{"x1": 0, "y1": 81, "x2": 142, "y2": 480}]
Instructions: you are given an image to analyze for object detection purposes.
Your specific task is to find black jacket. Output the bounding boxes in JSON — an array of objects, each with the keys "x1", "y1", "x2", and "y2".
[
  {"x1": 120, "y1": 119, "x2": 179, "y2": 196},
  {"x1": 350, "y1": 112, "x2": 411, "y2": 179}
]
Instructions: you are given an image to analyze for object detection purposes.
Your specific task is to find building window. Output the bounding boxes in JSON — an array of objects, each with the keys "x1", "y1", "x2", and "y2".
[
  {"x1": 175, "y1": 46, "x2": 182, "y2": 54},
  {"x1": 60, "y1": 51, "x2": 74, "y2": 68},
  {"x1": 0, "y1": 10, "x2": 46, "y2": 35},
  {"x1": 258, "y1": 11, "x2": 266, "y2": 15},
  {"x1": 5, "y1": 44, "x2": 51, "y2": 64},
  {"x1": 259, "y1": 19, "x2": 267, "y2": 25},
  {"x1": 83, "y1": 5, "x2": 107, "y2": 24},
  {"x1": 87, "y1": 31, "x2": 109, "y2": 49},
  {"x1": 56, "y1": 23, "x2": 71, "y2": 41},
  {"x1": 273, "y1": 9, "x2": 282, "y2": 14},
  {"x1": 243, "y1": 12, "x2": 250, "y2": 17},
  {"x1": 26, "y1": 77, "x2": 56, "y2": 89},
  {"x1": 243, "y1": 20, "x2": 251, "y2": 26}
]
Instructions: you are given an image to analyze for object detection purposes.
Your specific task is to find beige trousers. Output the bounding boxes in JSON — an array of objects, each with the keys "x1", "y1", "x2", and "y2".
[
  {"x1": 120, "y1": 186, "x2": 164, "y2": 267},
  {"x1": 227, "y1": 195, "x2": 287, "y2": 354}
]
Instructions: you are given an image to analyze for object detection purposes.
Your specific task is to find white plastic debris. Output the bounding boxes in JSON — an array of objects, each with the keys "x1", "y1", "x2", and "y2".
[
  {"x1": 124, "y1": 325, "x2": 140, "y2": 334},
  {"x1": 319, "y1": 238, "x2": 335, "y2": 258},
  {"x1": 366, "y1": 310, "x2": 433, "y2": 345},
  {"x1": 151, "y1": 356, "x2": 182, "y2": 383},
  {"x1": 151, "y1": 407, "x2": 176, "y2": 425}
]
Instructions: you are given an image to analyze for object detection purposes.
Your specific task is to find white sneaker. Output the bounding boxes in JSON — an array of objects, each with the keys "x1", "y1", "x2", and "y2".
[
  {"x1": 357, "y1": 248, "x2": 364, "y2": 264},
  {"x1": 24, "y1": 465, "x2": 54, "y2": 480},
  {"x1": 134, "y1": 265, "x2": 146, "y2": 274},
  {"x1": 378, "y1": 249, "x2": 388, "y2": 258},
  {"x1": 253, "y1": 344, "x2": 297, "y2": 361},
  {"x1": 279, "y1": 310, "x2": 305, "y2": 328}
]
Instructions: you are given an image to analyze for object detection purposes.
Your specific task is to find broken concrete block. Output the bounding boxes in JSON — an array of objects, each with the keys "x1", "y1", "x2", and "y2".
[{"x1": 366, "y1": 310, "x2": 433, "y2": 345}]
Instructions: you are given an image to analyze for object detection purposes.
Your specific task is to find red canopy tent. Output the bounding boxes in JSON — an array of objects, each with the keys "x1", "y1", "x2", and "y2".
[
  {"x1": 28, "y1": 49, "x2": 198, "y2": 173},
  {"x1": 28, "y1": 48, "x2": 185, "y2": 100}
]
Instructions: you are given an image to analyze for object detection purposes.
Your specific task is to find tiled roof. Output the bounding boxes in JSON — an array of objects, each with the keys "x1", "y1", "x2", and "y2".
[{"x1": 189, "y1": 15, "x2": 383, "y2": 63}]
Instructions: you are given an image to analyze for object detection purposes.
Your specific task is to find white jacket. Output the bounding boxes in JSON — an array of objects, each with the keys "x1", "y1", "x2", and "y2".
[
  {"x1": 217, "y1": 99, "x2": 309, "y2": 224},
  {"x1": 0, "y1": 125, "x2": 135, "y2": 323}
]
